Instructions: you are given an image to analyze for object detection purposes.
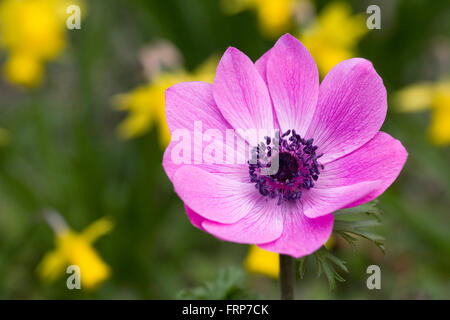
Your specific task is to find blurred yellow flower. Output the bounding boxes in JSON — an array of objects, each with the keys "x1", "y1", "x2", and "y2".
[
  {"x1": 2, "y1": 53, "x2": 44, "y2": 87},
  {"x1": 0, "y1": 0, "x2": 78, "y2": 87},
  {"x1": 394, "y1": 80, "x2": 450, "y2": 145},
  {"x1": 222, "y1": 0, "x2": 301, "y2": 38},
  {"x1": 37, "y1": 213, "x2": 113, "y2": 290},
  {"x1": 244, "y1": 245, "x2": 279, "y2": 278},
  {"x1": 324, "y1": 234, "x2": 335, "y2": 249},
  {"x1": 0, "y1": 127, "x2": 10, "y2": 147},
  {"x1": 244, "y1": 237, "x2": 334, "y2": 279},
  {"x1": 299, "y1": 2, "x2": 368, "y2": 75},
  {"x1": 113, "y1": 57, "x2": 216, "y2": 147}
]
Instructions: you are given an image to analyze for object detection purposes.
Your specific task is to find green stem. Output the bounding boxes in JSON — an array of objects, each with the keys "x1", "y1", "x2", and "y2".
[{"x1": 279, "y1": 254, "x2": 295, "y2": 300}]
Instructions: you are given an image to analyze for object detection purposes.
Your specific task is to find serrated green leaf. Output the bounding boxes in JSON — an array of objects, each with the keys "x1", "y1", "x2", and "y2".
[
  {"x1": 177, "y1": 267, "x2": 259, "y2": 300},
  {"x1": 334, "y1": 200, "x2": 382, "y2": 221},
  {"x1": 311, "y1": 247, "x2": 348, "y2": 291},
  {"x1": 333, "y1": 200, "x2": 385, "y2": 253},
  {"x1": 296, "y1": 201, "x2": 384, "y2": 291}
]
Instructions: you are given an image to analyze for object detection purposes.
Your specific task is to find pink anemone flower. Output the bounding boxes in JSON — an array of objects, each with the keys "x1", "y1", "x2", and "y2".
[{"x1": 162, "y1": 34, "x2": 407, "y2": 258}]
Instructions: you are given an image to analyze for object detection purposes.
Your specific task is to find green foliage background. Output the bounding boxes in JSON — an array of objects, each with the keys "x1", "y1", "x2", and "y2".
[{"x1": 0, "y1": 0, "x2": 449, "y2": 299}]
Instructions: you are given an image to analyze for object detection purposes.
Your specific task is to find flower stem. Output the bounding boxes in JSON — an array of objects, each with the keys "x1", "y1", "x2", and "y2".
[{"x1": 279, "y1": 254, "x2": 295, "y2": 300}]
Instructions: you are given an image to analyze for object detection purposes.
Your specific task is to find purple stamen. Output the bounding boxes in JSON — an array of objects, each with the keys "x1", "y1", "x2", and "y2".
[{"x1": 248, "y1": 129, "x2": 323, "y2": 205}]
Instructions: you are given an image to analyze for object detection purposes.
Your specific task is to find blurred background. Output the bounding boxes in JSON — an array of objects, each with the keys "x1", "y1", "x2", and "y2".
[{"x1": 0, "y1": 0, "x2": 449, "y2": 299}]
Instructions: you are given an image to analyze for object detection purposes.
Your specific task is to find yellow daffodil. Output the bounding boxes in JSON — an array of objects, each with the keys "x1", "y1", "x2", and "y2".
[
  {"x1": 222, "y1": 0, "x2": 302, "y2": 38},
  {"x1": 244, "y1": 237, "x2": 334, "y2": 279},
  {"x1": 2, "y1": 53, "x2": 44, "y2": 87},
  {"x1": 37, "y1": 212, "x2": 113, "y2": 290},
  {"x1": 244, "y1": 245, "x2": 280, "y2": 278},
  {"x1": 0, "y1": 0, "x2": 79, "y2": 87},
  {"x1": 299, "y1": 2, "x2": 368, "y2": 75},
  {"x1": 394, "y1": 80, "x2": 450, "y2": 145},
  {"x1": 113, "y1": 57, "x2": 216, "y2": 147}
]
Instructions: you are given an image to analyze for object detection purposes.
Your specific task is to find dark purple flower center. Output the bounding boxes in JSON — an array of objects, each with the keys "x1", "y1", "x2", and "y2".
[{"x1": 248, "y1": 129, "x2": 324, "y2": 205}]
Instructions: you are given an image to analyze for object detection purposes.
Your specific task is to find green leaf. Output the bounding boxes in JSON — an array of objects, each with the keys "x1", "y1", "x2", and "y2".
[
  {"x1": 334, "y1": 199, "x2": 382, "y2": 221},
  {"x1": 297, "y1": 201, "x2": 384, "y2": 291},
  {"x1": 177, "y1": 267, "x2": 259, "y2": 300},
  {"x1": 298, "y1": 256, "x2": 308, "y2": 280},
  {"x1": 333, "y1": 200, "x2": 385, "y2": 252},
  {"x1": 312, "y1": 247, "x2": 348, "y2": 291}
]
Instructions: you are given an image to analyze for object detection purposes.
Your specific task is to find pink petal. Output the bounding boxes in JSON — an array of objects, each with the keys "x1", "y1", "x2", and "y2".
[
  {"x1": 185, "y1": 205, "x2": 207, "y2": 231},
  {"x1": 319, "y1": 132, "x2": 408, "y2": 207},
  {"x1": 301, "y1": 180, "x2": 382, "y2": 219},
  {"x1": 213, "y1": 47, "x2": 274, "y2": 132},
  {"x1": 259, "y1": 202, "x2": 334, "y2": 258},
  {"x1": 201, "y1": 198, "x2": 283, "y2": 244},
  {"x1": 265, "y1": 34, "x2": 319, "y2": 135},
  {"x1": 306, "y1": 58, "x2": 387, "y2": 163},
  {"x1": 255, "y1": 49, "x2": 271, "y2": 84},
  {"x1": 166, "y1": 82, "x2": 228, "y2": 135},
  {"x1": 163, "y1": 81, "x2": 248, "y2": 183},
  {"x1": 173, "y1": 166, "x2": 258, "y2": 224}
]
